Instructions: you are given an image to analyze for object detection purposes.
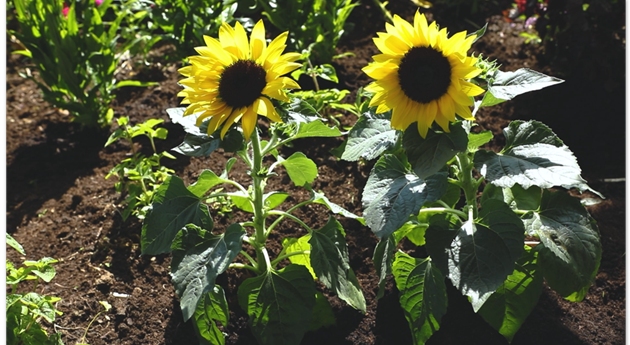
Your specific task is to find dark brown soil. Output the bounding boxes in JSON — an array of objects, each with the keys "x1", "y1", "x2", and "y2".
[{"x1": 6, "y1": 1, "x2": 625, "y2": 345}]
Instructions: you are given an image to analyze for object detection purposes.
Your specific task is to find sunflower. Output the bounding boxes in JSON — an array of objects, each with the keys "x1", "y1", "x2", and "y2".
[
  {"x1": 362, "y1": 12, "x2": 484, "y2": 138},
  {"x1": 177, "y1": 20, "x2": 302, "y2": 139}
]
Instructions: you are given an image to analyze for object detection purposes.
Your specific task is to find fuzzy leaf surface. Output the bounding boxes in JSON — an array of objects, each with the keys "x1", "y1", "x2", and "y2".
[
  {"x1": 280, "y1": 152, "x2": 318, "y2": 186},
  {"x1": 341, "y1": 110, "x2": 398, "y2": 161},
  {"x1": 171, "y1": 224, "x2": 245, "y2": 321},
  {"x1": 238, "y1": 265, "x2": 316, "y2": 345},
  {"x1": 403, "y1": 122, "x2": 468, "y2": 179},
  {"x1": 523, "y1": 190, "x2": 601, "y2": 301},
  {"x1": 192, "y1": 286, "x2": 229, "y2": 345},
  {"x1": 478, "y1": 246, "x2": 543, "y2": 343},
  {"x1": 309, "y1": 216, "x2": 366, "y2": 312},
  {"x1": 393, "y1": 252, "x2": 447, "y2": 344},
  {"x1": 363, "y1": 154, "x2": 447, "y2": 239},
  {"x1": 142, "y1": 175, "x2": 213, "y2": 255}
]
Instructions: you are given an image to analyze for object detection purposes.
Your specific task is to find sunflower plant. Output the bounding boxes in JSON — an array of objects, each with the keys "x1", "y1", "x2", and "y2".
[
  {"x1": 340, "y1": 12, "x2": 602, "y2": 344},
  {"x1": 140, "y1": 20, "x2": 365, "y2": 345}
]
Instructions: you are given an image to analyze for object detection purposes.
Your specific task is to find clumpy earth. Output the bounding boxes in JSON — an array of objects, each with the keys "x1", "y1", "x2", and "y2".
[{"x1": 6, "y1": 1, "x2": 625, "y2": 344}]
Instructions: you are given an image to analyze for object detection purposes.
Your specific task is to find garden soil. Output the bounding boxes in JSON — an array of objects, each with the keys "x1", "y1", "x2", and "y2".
[{"x1": 6, "y1": 1, "x2": 625, "y2": 345}]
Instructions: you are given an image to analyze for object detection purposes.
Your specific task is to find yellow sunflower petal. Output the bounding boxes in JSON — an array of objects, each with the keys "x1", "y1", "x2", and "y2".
[
  {"x1": 443, "y1": 31, "x2": 467, "y2": 56},
  {"x1": 437, "y1": 93, "x2": 456, "y2": 122},
  {"x1": 250, "y1": 20, "x2": 266, "y2": 61},
  {"x1": 221, "y1": 107, "x2": 245, "y2": 139},
  {"x1": 376, "y1": 103, "x2": 392, "y2": 114},
  {"x1": 434, "y1": 113, "x2": 451, "y2": 132},
  {"x1": 427, "y1": 21, "x2": 438, "y2": 47},
  {"x1": 206, "y1": 106, "x2": 233, "y2": 134},
  {"x1": 233, "y1": 21, "x2": 250, "y2": 59},
  {"x1": 258, "y1": 97, "x2": 282, "y2": 122},
  {"x1": 363, "y1": 62, "x2": 398, "y2": 80},
  {"x1": 448, "y1": 80, "x2": 474, "y2": 106},
  {"x1": 454, "y1": 102, "x2": 474, "y2": 120},
  {"x1": 413, "y1": 11, "x2": 430, "y2": 46},
  {"x1": 241, "y1": 104, "x2": 258, "y2": 140},
  {"x1": 459, "y1": 80, "x2": 485, "y2": 97},
  {"x1": 202, "y1": 35, "x2": 235, "y2": 65}
]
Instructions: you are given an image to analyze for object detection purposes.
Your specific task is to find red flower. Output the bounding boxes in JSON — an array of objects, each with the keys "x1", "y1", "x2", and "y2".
[{"x1": 62, "y1": 2, "x2": 69, "y2": 18}]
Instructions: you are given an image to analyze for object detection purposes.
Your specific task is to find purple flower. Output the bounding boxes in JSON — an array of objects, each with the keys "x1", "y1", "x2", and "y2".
[
  {"x1": 525, "y1": 16, "x2": 538, "y2": 28},
  {"x1": 95, "y1": 0, "x2": 103, "y2": 6}
]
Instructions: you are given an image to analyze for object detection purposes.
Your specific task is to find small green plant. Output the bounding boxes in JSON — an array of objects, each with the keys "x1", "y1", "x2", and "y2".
[
  {"x1": 10, "y1": 0, "x2": 156, "y2": 129},
  {"x1": 6, "y1": 233, "x2": 65, "y2": 345},
  {"x1": 255, "y1": 0, "x2": 358, "y2": 63},
  {"x1": 105, "y1": 117, "x2": 175, "y2": 220},
  {"x1": 148, "y1": 0, "x2": 244, "y2": 60},
  {"x1": 76, "y1": 301, "x2": 112, "y2": 345},
  {"x1": 290, "y1": 49, "x2": 355, "y2": 127}
]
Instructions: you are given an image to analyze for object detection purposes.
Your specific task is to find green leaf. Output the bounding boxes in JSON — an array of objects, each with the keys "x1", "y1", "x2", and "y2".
[
  {"x1": 23, "y1": 257, "x2": 58, "y2": 283},
  {"x1": 305, "y1": 184, "x2": 363, "y2": 223},
  {"x1": 318, "y1": 64, "x2": 339, "y2": 83},
  {"x1": 141, "y1": 175, "x2": 213, "y2": 255},
  {"x1": 309, "y1": 216, "x2": 366, "y2": 312},
  {"x1": 168, "y1": 109, "x2": 245, "y2": 156},
  {"x1": 167, "y1": 107, "x2": 199, "y2": 135},
  {"x1": 478, "y1": 246, "x2": 543, "y2": 343},
  {"x1": 502, "y1": 184, "x2": 542, "y2": 211},
  {"x1": 478, "y1": 199, "x2": 525, "y2": 262},
  {"x1": 188, "y1": 170, "x2": 230, "y2": 198},
  {"x1": 238, "y1": 264, "x2": 316, "y2": 345},
  {"x1": 425, "y1": 217, "x2": 515, "y2": 312},
  {"x1": 403, "y1": 122, "x2": 468, "y2": 179},
  {"x1": 113, "y1": 80, "x2": 159, "y2": 88},
  {"x1": 264, "y1": 192, "x2": 289, "y2": 210},
  {"x1": 341, "y1": 110, "x2": 399, "y2": 161},
  {"x1": 392, "y1": 252, "x2": 448, "y2": 344},
  {"x1": 467, "y1": 130, "x2": 493, "y2": 152},
  {"x1": 468, "y1": 22, "x2": 488, "y2": 43},
  {"x1": 372, "y1": 234, "x2": 397, "y2": 299},
  {"x1": 192, "y1": 286, "x2": 229, "y2": 345},
  {"x1": 171, "y1": 223, "x2": 245, "y2": 321},
  {"x1": 308, "y1": 291, "x2": 336, "y2": 331},
  {"x1": 294, "y1": 120, "x2": 342, "y2": 139},
  {"x1": 484, "y1": 68, "x2": 564, "y2": 106},
  {"x1": 280, "y1": 152, "x2": 318, "y2": 186},
  {"x1": 474, "y1": 143, "x2": 594, "y2": 193},
  {"x1": 6, "y1": 233, "x2": 25, "y2": 255},
  {"x1": 230, "y1": 191, "x2": 252, "y2": 213},
  {"x1": 503, "y1": 120, "x2": 564, "y2": 149},
  {"x1": 523, "y1": 190, "x2": 601, "y2": 301},
  {"x1": 20, "y1": 292, "x2": 61, "y2": 323},
  {"x1": 362, "y1": 154, "x2": 447, "y2": 239},
  {"x1": 282, "y1": 236, "x2": 315, "y2": 278}
]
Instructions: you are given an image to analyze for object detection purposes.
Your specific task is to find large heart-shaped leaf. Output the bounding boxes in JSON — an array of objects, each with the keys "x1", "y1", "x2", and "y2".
[
  {"x1": 309, "y1": 216, "x2": 366, "y2": 312},
  {"x1": 141, "y1": 175, "x2": 213, "y2": 255},
  {"x1": 341, "y1": 110, "x2": 398, "y2": 161},
  {"x1": 171, "y1": 223, "x2": 245, "y2": 321},
  {"x1": 523, "y1": 190, "x2": 601, "y2": 301},
  {"x1": 393, "y1": 252, "x2": 447, "y2": 345},
  {"x1": 238, "y1": 264, "x2": 316, "y2": 345},
  {"x1": 192, "y1": 286, "x2": 230, "y2": 345},
  {"x1": 362, "y1": 154, "x2": 447, "y2": 239}
]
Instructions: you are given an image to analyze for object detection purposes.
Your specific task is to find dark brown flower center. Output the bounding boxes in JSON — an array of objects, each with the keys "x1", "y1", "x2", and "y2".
[
  {"x1": 218, "y1": 60, "x2": 267, "y2": 109},
  {"x1": 398, "y1": 46, "x2": 451, "y2": 104}
]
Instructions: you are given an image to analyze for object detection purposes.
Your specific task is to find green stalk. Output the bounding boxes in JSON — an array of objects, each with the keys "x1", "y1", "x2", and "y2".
[
  {"x1": 456, "y1": 152, "x2": 479, "y2": 220},
  {"x1": 250, "y1": 129, "x2": 269, "y2": 272}
]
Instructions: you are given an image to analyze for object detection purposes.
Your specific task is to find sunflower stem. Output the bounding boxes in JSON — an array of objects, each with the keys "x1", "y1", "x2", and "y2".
[
  {"x1": 250, "y1": 128, "x2": 269, "y2": 272},
  {"x1": 456, "y1": 152, "x2": 479, "y2": 220}
]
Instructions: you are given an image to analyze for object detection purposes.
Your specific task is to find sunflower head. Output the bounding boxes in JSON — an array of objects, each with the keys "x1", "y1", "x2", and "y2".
[
  {"x1": 177, "y1": 20, "x2": 302, "y2": 140},
  {"x1": 362, "y1": 12, "x2": 485, "y2": 138}
]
